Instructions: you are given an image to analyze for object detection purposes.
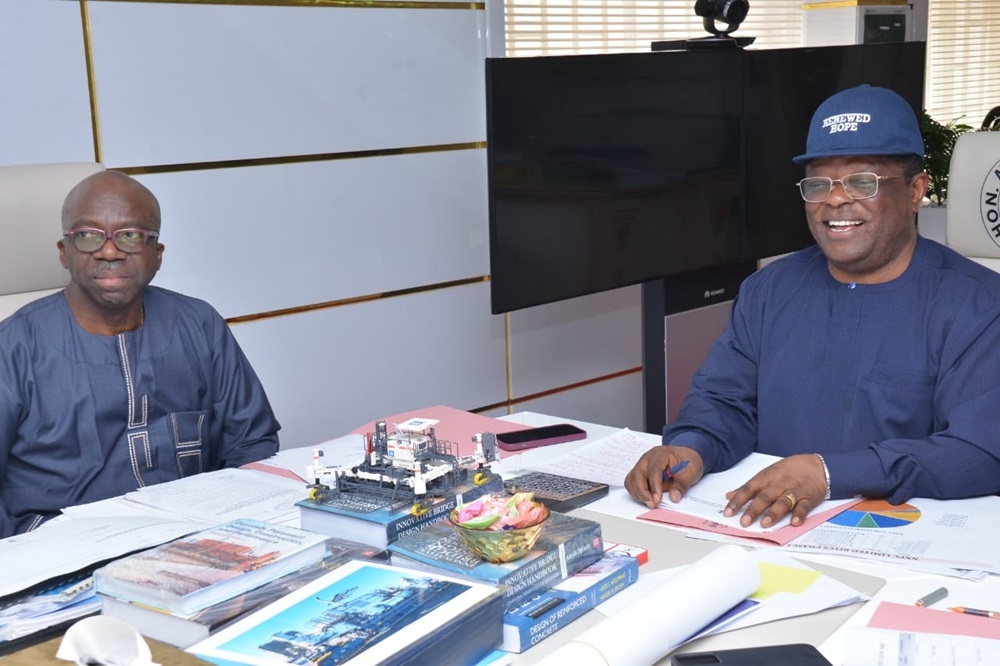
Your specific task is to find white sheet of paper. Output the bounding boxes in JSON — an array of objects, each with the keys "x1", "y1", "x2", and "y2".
[
  {"x1": 843, "y1": 627, "x2": 1000, "y2": 666},
  {"x1": 524, "y1": 428, "x2": 659, "y2": 486},
  {"x1": 259, "y1": 434, "x2": 366, "y2": 480},
  {"x1": 0, "y1": 517, "x2": 204, "y2": 598},
  {"x1": 122, "y1": 468, "x2": 306, "y2": 525}
]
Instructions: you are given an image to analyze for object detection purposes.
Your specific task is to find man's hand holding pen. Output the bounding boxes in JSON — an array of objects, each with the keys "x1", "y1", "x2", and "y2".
[
  {"x1": 625, "y1": 448, "x2": 830, "y2": 529},
  {"x1": 624, "y1": 445, "x2": 704, "y2": 509}
]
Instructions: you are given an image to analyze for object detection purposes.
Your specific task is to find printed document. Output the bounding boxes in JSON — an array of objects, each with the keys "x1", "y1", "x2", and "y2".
[
  {"x1": 525, "y1": 428, "x2": 659, "y2": 486},
  {"x1": 784, "y1": 495, "x2": 1000, "y2": 574},
  {"x1": 843, "y1": 627, "x2": 1000, "y2": 666},
  {"x1": 122, "y1": 468, "x2": 307, "y2": 525}
]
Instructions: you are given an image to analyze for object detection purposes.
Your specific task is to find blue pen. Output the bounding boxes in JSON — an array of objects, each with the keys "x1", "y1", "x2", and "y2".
[{"x1": 662, "y1": 459, "x2": 689, "y2": 482}]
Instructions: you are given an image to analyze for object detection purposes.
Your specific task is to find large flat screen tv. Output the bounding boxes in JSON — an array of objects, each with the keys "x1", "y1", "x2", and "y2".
[{"x1": 486, "y1": 42, "x2": 926, "y2": 314}]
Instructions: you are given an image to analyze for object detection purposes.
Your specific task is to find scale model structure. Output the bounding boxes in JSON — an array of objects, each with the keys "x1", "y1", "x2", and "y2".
[{"x1": 306, "y1": 417, "x2": 499, "y2": 515}]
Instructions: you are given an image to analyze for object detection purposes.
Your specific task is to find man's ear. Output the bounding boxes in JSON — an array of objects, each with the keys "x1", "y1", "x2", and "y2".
[
  {"x1": 910, "y1": 172, "x2": 930, "y2": 212},
  {"x1": 57, "y1": 239, "x2": 69, "y2": 269}
]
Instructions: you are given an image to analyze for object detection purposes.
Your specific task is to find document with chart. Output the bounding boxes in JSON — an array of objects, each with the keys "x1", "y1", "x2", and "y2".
[{"x1": 783, "y1": 495, "x2": 1000, "y2": 576}]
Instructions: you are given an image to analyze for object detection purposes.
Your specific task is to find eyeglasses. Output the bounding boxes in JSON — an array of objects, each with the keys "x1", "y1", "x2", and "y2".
[
  {"x1": 796, "y1": 172, "x2": 905, "y2": 203},
  {"x1": 64, "y1": 227, "x2": 159, "y2": 254}
]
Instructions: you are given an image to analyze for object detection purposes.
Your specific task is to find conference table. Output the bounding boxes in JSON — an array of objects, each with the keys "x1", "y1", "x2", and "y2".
[
  {"x1": 492, "y1": 412, "x2": 1000, "y2": 665},
  {"x1": 12, "y1": 410, "x2": 999, "y2": 664}
]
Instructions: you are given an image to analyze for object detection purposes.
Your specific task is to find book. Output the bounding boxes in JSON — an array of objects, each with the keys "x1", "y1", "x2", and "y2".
[
  {"x1": 186, "y1": 559, "x2": 504, "y2": 666},
  {"x1": 98, "y1": 538, "x2": 387, "y2": 649},
  {"x1": 501, "y1": 550, "x2": 640, "y2": 653},
  {"x1": 93, "y1": 519, "x2": 327, "y2": 617},
  {"x1": 602, "y1": 540, "x2": 649, "y2": 566},
  {"x1": 387, "y1": 510, "x2": 604, "y2": 611},
  {"x1": 502, "y1": 471, "x2": 609, "y2": 513},
  {"x1": 298, "y1": 473, "x2": 504, "y2": 549}
]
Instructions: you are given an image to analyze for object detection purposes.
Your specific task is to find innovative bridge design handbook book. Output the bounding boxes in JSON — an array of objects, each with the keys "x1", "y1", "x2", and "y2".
[
  {"x1": 387, "y1": 510, "x2": 604, "y2": 611},
  {"x1": 186, "y1": 559, "x2": 504, "y2": 666},
  {"x1": 99, "y1": 537, "x2": 387, "y2": 649},
  {"x1": 93, "y1": 519, "x2": 327, "y2": 616},
  {"x1": 297, "y1": 474, "x2": 504, "y2": 549}
]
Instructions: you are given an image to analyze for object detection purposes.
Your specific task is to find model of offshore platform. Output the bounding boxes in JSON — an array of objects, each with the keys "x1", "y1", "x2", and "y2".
[{"x1": 306, "y1": 417, "x2": 499, "y2": 515}]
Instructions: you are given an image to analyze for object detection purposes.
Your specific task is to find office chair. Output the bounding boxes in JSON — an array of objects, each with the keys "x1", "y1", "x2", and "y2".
[
  {"x1": 944, "y1": 132, "x2": 1000, "y2": 273},
  {"x1": 0, "y1": 162, "x2": 104, "y2": 321}
]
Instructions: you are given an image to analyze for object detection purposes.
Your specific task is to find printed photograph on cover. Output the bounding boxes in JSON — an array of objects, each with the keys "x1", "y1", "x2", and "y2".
[{"x1": 211, "y1": 566, "x2": 471, "y2": 664}]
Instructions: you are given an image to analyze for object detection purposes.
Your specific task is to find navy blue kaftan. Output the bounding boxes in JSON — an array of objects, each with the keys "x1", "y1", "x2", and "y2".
[
  {"x1": 0, "y1": 286, "x2": 280, "y2": 537},
  {"x1": 664, "y1": 237, "x2": 1000, "y2": 503}
]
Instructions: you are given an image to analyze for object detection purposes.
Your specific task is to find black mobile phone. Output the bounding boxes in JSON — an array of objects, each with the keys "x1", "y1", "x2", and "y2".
[
  {"x1": 495, "y1": 424, "x2": 587, "y2": 452},
  {"x1": 670, "y1": 644, "x2": 833, "y2": 666}
]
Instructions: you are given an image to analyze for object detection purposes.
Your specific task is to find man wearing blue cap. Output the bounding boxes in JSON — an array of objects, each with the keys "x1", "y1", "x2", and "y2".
[{"x1": 626, "y1": 85, "x2": 1000, "y2": 527}]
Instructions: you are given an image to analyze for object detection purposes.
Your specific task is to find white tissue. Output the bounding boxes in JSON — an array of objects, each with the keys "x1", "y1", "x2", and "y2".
[{"x1": 55, "y1": 616, "x2": 159, "y2": 666}]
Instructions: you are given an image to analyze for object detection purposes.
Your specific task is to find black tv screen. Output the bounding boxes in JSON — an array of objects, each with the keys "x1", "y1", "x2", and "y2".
[
  {"x1": 486, "y1": 49, "x2": 743, "y2": 314},
  {"x1": 487, "y1": 42, "x2": 926, "y2": 314}
]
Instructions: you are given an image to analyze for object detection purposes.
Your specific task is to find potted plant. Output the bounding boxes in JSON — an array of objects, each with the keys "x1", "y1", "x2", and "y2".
[{"x1": 920, "y1": 110, "x2": 974, "y2": 206}]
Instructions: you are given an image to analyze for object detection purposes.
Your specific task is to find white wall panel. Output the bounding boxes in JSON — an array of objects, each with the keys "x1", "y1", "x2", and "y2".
[
  {"x1": 0, "y1": 0, "x2": 93, "y2": 165},
  {"x1": 138, "y1": 149, "x2": 488, "y2": 318},
  {"x1": 230, "y1": 282, "x2": 507, "y2": 449},
  {"x1": 508, "y1": 285, "x2": 642, "y2": 397},
  {"x1": 88, "y1": 2, "x2": 487, "y2": 167},
  {"x1": 515, "y1": 373, "x2": 645, "y2": 433}
]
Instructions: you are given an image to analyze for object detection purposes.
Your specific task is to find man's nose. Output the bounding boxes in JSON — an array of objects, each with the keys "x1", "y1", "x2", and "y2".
[{"x1": 92, "y1": 235, "x2": 127, "y2": 258}]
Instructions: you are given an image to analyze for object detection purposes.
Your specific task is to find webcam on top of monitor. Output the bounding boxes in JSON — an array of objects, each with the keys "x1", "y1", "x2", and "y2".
[{"x1": 652, "y1": 0, "x2": 755, "y2": 51}]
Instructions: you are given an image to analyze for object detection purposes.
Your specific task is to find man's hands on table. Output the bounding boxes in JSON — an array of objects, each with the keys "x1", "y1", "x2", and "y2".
[{"x1": 625, "y1": 447, "x2": 829, "y2": 528}]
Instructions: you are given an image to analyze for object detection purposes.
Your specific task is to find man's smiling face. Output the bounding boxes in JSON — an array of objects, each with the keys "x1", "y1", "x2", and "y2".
[{"x1": 803, "y1": 156, "x2": 927, "y2": 284}]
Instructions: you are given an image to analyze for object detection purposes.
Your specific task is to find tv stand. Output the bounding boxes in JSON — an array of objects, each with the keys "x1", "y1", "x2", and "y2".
[{"x1": 641, "y1": 261, "x2": 757, "y2": 433}]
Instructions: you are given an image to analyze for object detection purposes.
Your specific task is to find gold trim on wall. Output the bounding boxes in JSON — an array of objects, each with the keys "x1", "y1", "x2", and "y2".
[
  {"x1": 225, "y1": 275, "x2": 489, "y2": 324},
  {"x1": 114, "y1": 141, "x2": 486, "y2": 175},
  {"x1": 470, "y1": 366, "x2": 644, "y2": 415},
  {"x1": 88, "y1": 0, "x2": 486, "y2": 9},
  {"x1": 79, "y1": 0, "x2": 103, "y2": 163}
]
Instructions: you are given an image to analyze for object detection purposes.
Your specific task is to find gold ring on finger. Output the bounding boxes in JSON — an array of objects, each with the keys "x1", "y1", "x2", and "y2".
[{"x1": 782, "y1": 492, "x2": 798, "y2": 507}]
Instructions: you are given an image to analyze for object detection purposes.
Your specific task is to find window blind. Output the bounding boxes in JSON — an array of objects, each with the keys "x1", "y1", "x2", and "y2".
[
  {"x1": 925, "y1": 0, "x2": 1000, "y2": 129},
  {"x1": 504, "y1": 0, "x2": 803, "y2": 57}
]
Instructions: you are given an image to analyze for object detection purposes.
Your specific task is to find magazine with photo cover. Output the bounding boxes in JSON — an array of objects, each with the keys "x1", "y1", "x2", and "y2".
[{"x1": 186, "y1": 559, "x2": 503, "y2": 665}]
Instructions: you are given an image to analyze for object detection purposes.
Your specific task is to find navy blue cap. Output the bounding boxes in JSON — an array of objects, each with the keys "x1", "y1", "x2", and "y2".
[{"x1": 793, "y1": 84, "x2": 924, "y2": 164}]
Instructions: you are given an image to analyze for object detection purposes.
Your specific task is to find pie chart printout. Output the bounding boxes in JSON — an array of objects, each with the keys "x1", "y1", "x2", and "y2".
[{"x1": 827, "y1": 500, "x2": 921, "y2": 528}]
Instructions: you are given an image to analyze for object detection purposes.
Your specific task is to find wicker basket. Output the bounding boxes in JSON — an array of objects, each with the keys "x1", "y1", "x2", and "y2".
[{"x1": 448, "y1": 504, "x2": 550, "y2": 563}]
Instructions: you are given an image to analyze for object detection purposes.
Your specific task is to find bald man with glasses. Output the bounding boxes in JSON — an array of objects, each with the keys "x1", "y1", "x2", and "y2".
[
  {"x1": 627, "y1": 85, "x2": 1000, "y2": 527},
  {"x1": 0, "y1": 171, "x2": 279, "y2": 537}
]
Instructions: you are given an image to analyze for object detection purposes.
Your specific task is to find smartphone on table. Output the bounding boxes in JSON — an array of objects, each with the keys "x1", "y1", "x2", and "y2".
[{"x1": 495, "y1": 423, "x2": 587, "y2": 452}]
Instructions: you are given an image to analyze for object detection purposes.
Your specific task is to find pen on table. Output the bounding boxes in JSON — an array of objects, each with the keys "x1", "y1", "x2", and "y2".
[
  {"x1": 949, "y1": 606, "x2": 1000, "y2": 619},
  {"x1": 662, "y1": 460, "x2": 690, "y2": 482},
  {"x1": 915, "y1": 587, "x2": 948, "y2": 608}
]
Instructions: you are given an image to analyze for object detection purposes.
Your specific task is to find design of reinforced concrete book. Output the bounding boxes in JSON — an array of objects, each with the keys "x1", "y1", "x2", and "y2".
[
  {"x1": 93, "y1": 519, "x2": 328, "y2": 617},
  {"x1": 297, "y1": 473, "x2": 504, "y2": 549},
  {"x1": 501, "y1": 550, "x2": 640, "y2": 653},
  {"x1": 387, "y1": 510, "x2": 604, "y2": 611},
  {"x1": 186, "y1": 559, "x2": 504, "y2": 666},
  {"x1": 98, "y1": 537, "x2": 387, "y2": 649},
  {"x1": 502, "y1": 471, "x2": 609, "y2": 513}
]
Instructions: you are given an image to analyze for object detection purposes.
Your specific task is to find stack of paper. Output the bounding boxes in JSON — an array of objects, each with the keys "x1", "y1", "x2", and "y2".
[{"x1": 0, "y1": 577, "x2": 99, "y2": 645}]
